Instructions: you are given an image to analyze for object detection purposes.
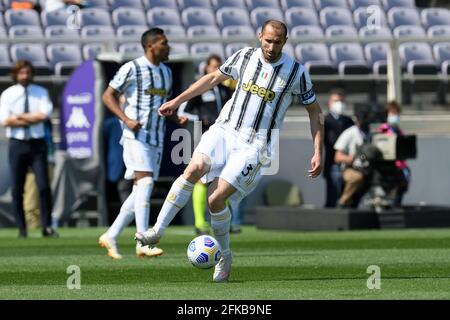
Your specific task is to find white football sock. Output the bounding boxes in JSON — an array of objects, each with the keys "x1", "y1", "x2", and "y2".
[
  {"x1": 153, "y1": 176, "x2": 194, "y2": 236},
  {"x1": 134, "y1": 176, "x2": 154, "y2": 233},
  {"x1": 107, "y1": 185, "x2": 137, "y2": 240},
  {"x1": 210, "y1": 206, "x2": 232, "y2": 255}
]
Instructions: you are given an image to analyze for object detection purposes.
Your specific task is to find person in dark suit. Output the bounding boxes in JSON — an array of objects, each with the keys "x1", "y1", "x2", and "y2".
[{"x1": 323, "y1": 89, "x2": 354, "y2": 208}]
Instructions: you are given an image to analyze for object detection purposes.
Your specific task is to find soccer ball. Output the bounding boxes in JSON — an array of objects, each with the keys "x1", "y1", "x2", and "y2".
[{"x1": 187, "y1": 235, "x2": 222, "y2": 269}]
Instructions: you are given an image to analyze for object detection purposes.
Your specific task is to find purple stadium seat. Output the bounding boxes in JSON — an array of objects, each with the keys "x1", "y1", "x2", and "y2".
[
  {"x1": 427, "y1": 25, "x2": 450, "y2": 38},
  {"x1": 433, "y1": 42, "x2": 450, "y2": 75},
  {"x1": 387, "y1": 7, "x2": 421, "y2": 28},
  {"x1": 221, "y1": 25, "x2": 255, "y2": 38},
  {"x1": 80, "y1": 8, "x2": 112, "y2": 27},
  {"x1": 295, "y1": 43, "x2": 336, "y2": 74},
  {"x1": 353, "y1": 6, "x2": 387, "y2": 29},
  {"x1": 82, "y1": 43, "x2": 109, "y2": 60},
  {"x1": 393, "y1": 25, "x2": 425, "y2": 38},
  {"x1": 348, "y1": 0, "x2": 381, "y2": 10},
  {"x1": 216, "y1": 8, "x2": 251, "y2": 28},
  {"x1": 315, "y1": 0, "x2": 348, "y2": 10},
  {"x1": 156, "y1": 25, "x2": 186, "y2": 38},
  {"x1": 325, "y1": 25, "x2": 358, "y2": 38},
  {"x1": 181, "y1": 8, "x2": 216, "y2": 27},
  {"x1": 41, "y1": 9, "x2": 71, "y2": 27},
  {"x1": 330, "y1": 42, "x2": 370, "y2": 75},
  {"x1": 285, "y1": 7, "x2": 320, "y2": 28},
  {"x1": 144, "y1": 0, "x2": 178, "y2": 9},
  {"x1": 9, "y1": 25, "x2": 43, "y2": 39},
  {"x1": 4, "y1": 9, "x2": 40, "y2": 27},
  {"x1": 320, "y1": 7, "x2": 354, "y2": 29},
  {"x1": 0, "y1": 43, "x2": 11, "y2": 75},
  {"x1": 178, "y1": 0, "x2": 212, "y2": 10},
  {"x1": 81, "y1": 25, "x2": 115, "y2": 40},
  {"x1": 381, "y1": 0, "x2": 415, "y2": 11},
  {"x1": 421, "y1": 8, "x2": 450, "y2": 29},
  {"x1": 280, "y1": 0, "x2": 315, "y2": 11},
  {"x1": 10, "y1": 43, "x2": 51, "y2": 75},
  {"x1": 283, "y1": 43, "x2": 294, "y2": 58},
  {"x1": 359, "y1": 26, "x2": 392, "y2": 39},
  {"x1": 45, "y1": 25, "x2": 80, "y2": 40},
  {"x1": 246, "y1": 0, "x2": 280, "y2": 11},
  {"x1": 290, "y1": 25, "x2": 324, "y2": 39},
  {"x1": 119, "y1": 43, "x2": 144, "y2": 55},
  {"x1": 211, "y1": 0, "x2": 246, "y2": 10},
  {"x1": 169, "y1": 42, "x2": 189, "y2": 55},
  {"x1": 187, "y1": 25, "x2": 220, "y2": 38},
  {"x1": 190, "y1": 42, "x2": 225, "y2": 59},
  {"x1": 225, "y1": 42, "x2": 250, "y2": 57},
  {"x1": 110, "y1": 0, "x2": 144, "y2": 10},
  {"x1": 112, "y1": 7, "x2": 147, "y2": 27},
  {"x1": 85, "y1": 0, "x2": 110, "y2": 9},
  {"x1": 147, "y1": 8, "x2": 182, "y2": 26},
  {"x1": 250, "y1": 7, "x2": 284, "y2": 29},
  {"x1": 399, "y1": 42, "x2": 438, "y2": 74},
  {"x1": 364, "y1": 42, "x2": 388, "y2": 74},
  {"x1": 116, "y1": 25, "x2": 148, "y2": 41},
  {"x1": 47, "y1": 43, "x2": 83, "y2": 75}
]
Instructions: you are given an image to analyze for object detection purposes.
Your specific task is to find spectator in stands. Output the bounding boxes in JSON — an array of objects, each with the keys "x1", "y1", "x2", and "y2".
[
  {"x1": 376, "y1": 101, "x2": 410, "y2": 207},
  {"x1": 44, "y1": 0, "x2": 86, "y2": 12},
  {"x1": 334, "y1": 110, "x2": 371, "y2": 208},
  {"x1": 0, "y1": 60, "x2": 58, "y2": 238},
  {"x1": 323, "y1": 89, "x2": 354, "y2": 208},
  {"x1": 178, "y1": 54, "x2": 232, "y2": 235}
]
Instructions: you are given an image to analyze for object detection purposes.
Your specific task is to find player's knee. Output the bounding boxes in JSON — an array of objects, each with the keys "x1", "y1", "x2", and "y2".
[
  {"x1": 207, "y1": 192, "x2": 227, "y2": 212},
  {"x1": 184, "y1": 163, "x2": 207, "y2": 181}
]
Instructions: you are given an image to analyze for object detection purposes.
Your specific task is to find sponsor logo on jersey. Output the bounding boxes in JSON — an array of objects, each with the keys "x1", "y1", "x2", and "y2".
[
  {"x1": 144, "y1": 87, "x2": 167, "y2": 97},
  {"x1": 242, "y1": 80, "x2": 275, "y2": 102}
]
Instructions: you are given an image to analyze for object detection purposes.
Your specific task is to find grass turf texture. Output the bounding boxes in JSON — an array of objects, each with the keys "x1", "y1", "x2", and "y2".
[{"x1": 1, "y1": 226, "x2": 450, "y2": 299}]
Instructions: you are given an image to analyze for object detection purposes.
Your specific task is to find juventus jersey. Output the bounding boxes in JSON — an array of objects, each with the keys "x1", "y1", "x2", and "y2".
[
  {"x1": 109, "y1": 56, "x2": 172, "y2": 147},
  {"x1": 217, "y1": 47, "x2": 316, "y2": 151}
]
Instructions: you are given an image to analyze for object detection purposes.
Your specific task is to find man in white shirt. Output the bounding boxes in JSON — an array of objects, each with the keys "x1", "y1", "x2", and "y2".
[
  {"x1": 0, "y1": 60, "x2": 58, "y2": 238},
  {"x1": 136, "y1": 20, "x2": 324, "y2": 282}
]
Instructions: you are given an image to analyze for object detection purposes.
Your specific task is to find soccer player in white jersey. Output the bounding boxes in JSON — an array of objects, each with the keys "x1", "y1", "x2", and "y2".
[
  {"x1": 99, "y1": 28, "x2": 187, "y2": 259},
  {"x1": 136, "y1": 20, "x2": 324, "y2": 280}
]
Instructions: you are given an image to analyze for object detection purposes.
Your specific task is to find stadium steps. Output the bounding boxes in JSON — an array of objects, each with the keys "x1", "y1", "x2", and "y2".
[{"x1": 377, "y1": 210, "x2": 406, "y2": 229}]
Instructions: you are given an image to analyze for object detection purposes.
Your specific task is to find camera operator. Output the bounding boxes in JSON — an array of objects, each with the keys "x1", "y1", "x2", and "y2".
[
  {"x1": 375, "y1": 101, "x2": 411, "y2": 207},
  {"x1": 334, "y1": 111, "x2": 371, "y2": 208}
]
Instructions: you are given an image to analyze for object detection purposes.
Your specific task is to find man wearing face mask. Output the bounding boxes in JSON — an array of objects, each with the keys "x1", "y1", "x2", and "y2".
[
  {"x1": 333, "y1": 111, "x2": 371, "y2": 208},
  {"x1": 376, "y1": 101, "x2": 410, "y2": 207},
  {"x1": 323, "y1": 89, "x2": 354, "y2": 207}
]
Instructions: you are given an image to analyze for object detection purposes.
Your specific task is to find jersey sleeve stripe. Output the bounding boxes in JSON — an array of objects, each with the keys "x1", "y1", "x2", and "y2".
[
  {"x1": 145, "y1": 67, "x2": 154, "y2": 144},
  {"x1": 132, "y1": 60, "x2": 143, "y2": 130}
]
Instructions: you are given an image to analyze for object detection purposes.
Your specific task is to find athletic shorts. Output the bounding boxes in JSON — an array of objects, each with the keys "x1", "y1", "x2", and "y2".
[
  {"x1": 193, "y1": 124, "x2": 264, "y2": 202},
  {"x1": 122, "y1": 137, "x2": 163, "y2": 180}
]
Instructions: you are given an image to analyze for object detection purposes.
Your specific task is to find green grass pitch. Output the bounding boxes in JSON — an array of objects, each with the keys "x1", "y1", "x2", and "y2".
[{"x1": 1, "y1": 226, "x2": 450, "y2": 299}]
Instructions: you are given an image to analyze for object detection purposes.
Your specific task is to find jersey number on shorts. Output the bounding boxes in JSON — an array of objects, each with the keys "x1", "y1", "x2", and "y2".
[{"x1": 241, "y1": 164, "x2": 253, "y2": 177}]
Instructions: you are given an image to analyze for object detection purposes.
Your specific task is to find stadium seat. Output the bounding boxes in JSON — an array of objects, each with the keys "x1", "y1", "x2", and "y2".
[
  {"x1": 348, "y1": 0, "x2": 381, "y2": 11},
  {"x1": 246, "y1": 0, "x2": 280, "y2": 11},
  {"x1": 181, "y1": 8, "x2": 216, "y2": 27},
  {"x1": 364, "y1": 42, "x2": 388, "y2": 74},
  {"x1": 80, "y1": 8, "x2": 112, "y2": 27},
  {"x1": 280, "y1": 0, "x2": 315, "y2": 11},
  {"x1": 178, "y1": 0, "x2": 212, "y2": 9},
  {"x1": 433, "y1": 42, "x2": 450, "y2": 75},
  {"x1": 47, "y1": 43, "x2": 83, "y2": 75},
  {"x1": 427, "y1": 25, "x2": 450, "y2": 38},
  {"x1": 190, "y1": 42, "x2": 225, "y2": 59},
  {"x1": 147, "y1": 8, "x2": 182, "y2": 26},
  {"x1": 112, "y1": 7, "x2": 147, "y2": 27},
  {"x1": 325, "y1": 25, "x2": 358, "y2": 38},
  {"x1": 250, "y1": 7, "x2": 284, "y2": 30},
  {"x1": 10, "y1": 43, "x2": 51, "y2": 75},
  {"x1": 330, "y1": 42, "x2": 370, "y2": 75},
  {"x1": 0, "y1": 43, "x2": 11, "y2": 76},
  {"x1": 0, "y1": 27, "x2": 7, "y2": 40},
  {"x1": 118, "y1": 42, "x2": 144, "y2": 55},
  {"x1": 110, "y1": 0, "x2": 144, "y2": 10},
  {"x1": 353, "y1": 6, "x2": 387, "y2": 30},
  {"x1": 381, "y1": 0, "x2": 415, "y2": 11},
  {"x1": 157, "y1": 25, "x2": 186, "y2": 38},
  {"x1": 285, "y1": 7, "x2": 320, "y2": 28},
  {"x1": 144, "y1": 0, "x2": 178, "y2": 9},
  {"x1": 387, "y1": 7, "x2": 421, "y2": 28},
  {"x1": 8, "y1": 25, "x2": 43, "y2": 39},
  {"x1": 225, "y1": 42, "x2": 249, "y2": 57},
  {"x1": 221, "y1": 25, "x2": 255, "y2": 38},
  {"x1": 4, "y1": 9, "x2": 40, "y2": 27},
  {"x1": 83, "y1": 43, "x2": 107, "y2": 60},
  {"x1": 216, "y1": 8, "x2": 252, "y2": 28},
  {"x1": 290, "y1": 25, "x2": 324, "y2": 39},
  {"x1": 85, "y1": 0, "x2": 110, "y2": 9},
  {"x1": 359, "y1": 26, "x2": 392, "y2": 40},
  {"x1": 295, "y1": 43, "x2": 336, "y2": 74},
  {"x1": 81, "y1": 26, "x2": 115, "y2": 40},
  {"x1": 393, "y1": 25, "x2": 426, "y2": 38},
  {"x1": 315, "y1": 0, "x2": 349, "y2": 10},
  {"x1": 41, "y1": 9, "x2": 71, "y2": 27},
  {"x1": 421, "y1": 8, "x2": 450, "y2": 29},
  {"x1": 211, "y1": 0, "x2": 247, "y2": 10},
  {"x1": 399, "y1": 42, "x2": 437, "y2": 74},
  {"x1": 169, "y1": 42, "x2": 189, "y2": 55},
  {"x1": 283, "y1": 42, "x2": 294, "y2": 58},
  {"x1": 116, "y1": 25, "x2": 148, "y2": 41},
  {"x1": 187, "y1": 25, "x2": 220, "y2": 38},
  {"x1": 45, "y1": 25, "x2": 80, "y2": 40},
  {"x1": 320, "y1": 7, "x2": 354, "y2": 29}
]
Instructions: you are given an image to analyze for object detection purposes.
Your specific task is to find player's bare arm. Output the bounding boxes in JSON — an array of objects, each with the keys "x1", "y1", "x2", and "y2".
[
  {"x1": 334, "y1": 150, "x2": 354, "y2": 166},
  {"x1": 306, "y1": 100, "x2": 324, "y2": 178},
  {"x1": 17, "y1": 112, "x2": 48, "y2": 124},
  {"x1": 159, "y1": 69, "x2": 230, "y2": 117},
  {"x1": 103, "y1": 86, "x2": 141, "y2": 133},
  {"x1": 3, "y1": 114, "x2": 31, "y2": 127}
]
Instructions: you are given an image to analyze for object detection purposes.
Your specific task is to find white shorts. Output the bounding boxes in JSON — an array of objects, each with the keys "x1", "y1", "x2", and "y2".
[
  {"x1": 193, "y1": 124, "x2": 264, "y2": 202},
  {"x1": 122, "y1": 137, "x2": 163, "y2": 180}
]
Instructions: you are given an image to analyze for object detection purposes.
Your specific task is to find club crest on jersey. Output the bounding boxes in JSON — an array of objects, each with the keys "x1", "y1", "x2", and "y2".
[
  {"x1": 242, "y1": 80, "x2": 275, "y2": 102},
  {"x1": 144, "y1": 87, "x2": 167, "y2": 97}
]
